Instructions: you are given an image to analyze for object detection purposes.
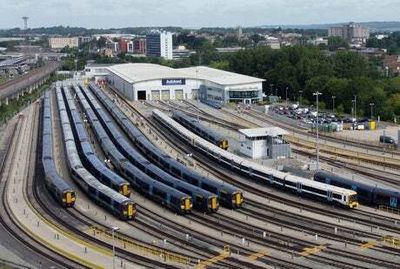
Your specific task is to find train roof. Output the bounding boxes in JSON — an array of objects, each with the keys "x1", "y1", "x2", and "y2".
[
  {"x1": 173, "y1": 110, "x2": 224, "y2": 141},
  {"x1": 153, "y1": 109, "x2": 357, "y2": 196}
]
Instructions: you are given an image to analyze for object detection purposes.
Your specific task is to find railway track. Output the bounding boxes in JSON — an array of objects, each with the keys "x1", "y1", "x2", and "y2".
[
  {"x1": 0, "y1": 107, "x2": 81, "y2": 268},
  {"x1": 104, "y1": 85, "x2": 400, "y2": 262},
  {"x1": 247, "y1": 109, "x2": 400, "y2": 157}
]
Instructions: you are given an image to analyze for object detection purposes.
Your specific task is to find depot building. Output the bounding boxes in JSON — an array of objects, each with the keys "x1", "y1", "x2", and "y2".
[{"x1": 106, "y1": 63, "x2": 264, "y2": 104}]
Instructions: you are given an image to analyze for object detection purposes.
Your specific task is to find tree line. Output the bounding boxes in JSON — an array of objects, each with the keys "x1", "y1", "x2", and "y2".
[{"x1": 213, "y1": 46, "x2": 399, "y2": 121}]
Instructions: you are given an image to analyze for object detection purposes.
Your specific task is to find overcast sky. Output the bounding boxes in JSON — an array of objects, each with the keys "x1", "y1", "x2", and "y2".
[{"x1": 0, "y1": 0, "x2": 398, "y2": 29}]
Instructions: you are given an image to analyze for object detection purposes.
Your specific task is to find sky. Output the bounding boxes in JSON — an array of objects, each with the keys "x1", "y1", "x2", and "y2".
[{"x1": 0, "y1": 0, "x2": 399, "y2": 29}]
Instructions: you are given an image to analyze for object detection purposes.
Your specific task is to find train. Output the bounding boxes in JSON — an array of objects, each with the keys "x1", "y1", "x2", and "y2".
[
  {"x1": 314, "y1": 170, "x2": 400, "y2": 209},
  {"x1": 172, "y1": 110, "x2": 229, "y2": 150},
  {"x1": 77, "y1": 85, "x2": 219, "y2": 213},
  {"x1": 41, "y1": 91, "x2": 75, "y2": 207},
  {"x1": 88, "y1": 82, "x2": 244, "y2": 209},
  {"x1": 61, "y1": 87, "x2": 131, "y2": 197},
  {"x1": 200, "y1": 99, "x2": 222, "y2": 109},
  {"x1": 67, "y1": 85, "x2": 193, "y2": 214},
  {"x1": 152, "y1": 108, "x2": 359, "y2": 209},
  {"x1": 56, "y1": 86, "x2": 136, "y2": 220}
]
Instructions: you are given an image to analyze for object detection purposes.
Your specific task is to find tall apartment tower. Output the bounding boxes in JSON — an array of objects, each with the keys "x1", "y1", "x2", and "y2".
[
  {"x1": 328, "y1": 22, "x2": 369, "y2": 44},
  {"x1": 146, "y1": 31, "x2": 173, "y2": 60}
]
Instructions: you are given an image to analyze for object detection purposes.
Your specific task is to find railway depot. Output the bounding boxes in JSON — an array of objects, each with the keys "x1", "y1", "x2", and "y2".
[{"x1": 106, "y1": 63, "x2": 264, "y2": 104}]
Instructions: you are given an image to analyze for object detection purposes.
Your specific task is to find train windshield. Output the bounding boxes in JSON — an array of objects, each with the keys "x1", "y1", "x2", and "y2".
[{"x1": 182, "y1": 198, "x2": 192, "y2": 211}]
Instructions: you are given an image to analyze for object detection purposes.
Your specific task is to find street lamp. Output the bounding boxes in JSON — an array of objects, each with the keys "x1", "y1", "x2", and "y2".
[
  {"x1": 269, "y1": 84, "x2": 273, "y2": 96},
  {"x1": 111, "y1": 226, "x2": 120, "y2": 269},
  {"x1": 370, "y1": 103, "x2": 375, "y2": 120},
  {"x1": 299, "y1": 90, "x2": 303, "y2": 106},
  {"x1": 353, "y1": 95, "x2": 357, "y2": 121},
  {"x1": 332, "y1": 96, "x2": 336, "y2": 113},
  {"x1": 285, "y1": 87, "x2": 288, "y2": 107},
  {"x1": 313, "y1": 91, "x2": 322, "y2": 171}
]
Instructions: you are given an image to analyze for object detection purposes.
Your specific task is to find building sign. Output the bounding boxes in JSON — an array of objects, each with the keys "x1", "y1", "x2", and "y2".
[{"x1": 162, "y1": 78, "x2": 186, "y2": 86}]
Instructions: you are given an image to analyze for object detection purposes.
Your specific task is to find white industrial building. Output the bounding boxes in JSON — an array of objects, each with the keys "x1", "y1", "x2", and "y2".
[
  {"x1": 239, "y1": 127, "x2": 291, "y2": 159},
  {"x1": 106, "y1": 63, "x2": 264, "y2": 104}
]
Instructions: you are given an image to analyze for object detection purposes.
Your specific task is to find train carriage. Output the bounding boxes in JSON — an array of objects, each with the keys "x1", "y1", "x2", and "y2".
[
  {"x1": 70, "y1": 85, "x2": 193, "y2": 214},
  {"x1": 153, "y1": 108, "x2": 359, "y2": 209},
  {"x1": 88, "y1": 83, "x2": 243, "y2": 209},
  {"x1": 314, "y1": 171, "x2": 399, "y2": 209},
  {"x1": 41, "y1": 92, "x2": 76, "y2": 207},
  {"x1": 56, "y1": 87, "x2": 136, "y2": 220}
]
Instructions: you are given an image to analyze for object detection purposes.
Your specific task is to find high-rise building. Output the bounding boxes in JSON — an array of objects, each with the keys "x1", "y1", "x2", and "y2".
[
  {"x1": 134, "y1": 38, "x2": 146, "y2": 54},
  {"x1": 146, "y1": 31, "x2": 173, "y2": 60},
  {"x1": 328, "y1": 22, "x2": 369, "y2": 44}
]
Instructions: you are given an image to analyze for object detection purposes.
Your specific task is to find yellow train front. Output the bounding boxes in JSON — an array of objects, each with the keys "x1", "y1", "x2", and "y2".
[{"x1": 217, "y1": 139, "x2": 229, "y2": 150}]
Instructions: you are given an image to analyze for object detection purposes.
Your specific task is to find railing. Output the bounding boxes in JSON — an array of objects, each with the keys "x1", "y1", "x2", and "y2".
[
  {"x1": 378, "y1": 205, "x2": 400, "y2": 215},
  {"x1": 90, "y1": 226, "x2": 191, "y2": 265}
]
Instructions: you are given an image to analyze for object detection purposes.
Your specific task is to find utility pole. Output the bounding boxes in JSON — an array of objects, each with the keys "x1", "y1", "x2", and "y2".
[
  {"x1": 354, "y1": 95, "x2": 357, "y2": 121},
  {"x1": 370, "y1": 103, "x2": 374, "y2": 120},
  {"x1": 313, "y1": 91, "x2": 322, "y2": 171},
  {"x1": 332, "y1": 95, "x2": 336, "y2": 113}
]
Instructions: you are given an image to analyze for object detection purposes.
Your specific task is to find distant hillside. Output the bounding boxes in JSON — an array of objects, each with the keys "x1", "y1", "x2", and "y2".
[{"x1": 261, "y1": 21, "x2": 400, "y2": 32}]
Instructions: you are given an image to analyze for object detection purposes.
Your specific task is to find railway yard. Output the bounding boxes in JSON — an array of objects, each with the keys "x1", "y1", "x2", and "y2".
[{"x1": 1, "y1": 80, "x2": 400, "y2": 269}]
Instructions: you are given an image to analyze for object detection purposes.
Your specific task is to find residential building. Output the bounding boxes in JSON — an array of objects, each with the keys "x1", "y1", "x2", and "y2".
[
  {"x1": 48, "y1": 37, "x2": 79, "y2": 50},
  {"x1": 328, "y1": 22, "x2": 370, "y2": 44},
  {"x1": 383, "y1": 55, "x2": 400, "y2": 76},
  {"x1": 134, "y1": 38, "x2": 146, "y2": 54},
  {"x1": 146, "y1": 31, "x2": 173, "y2": 60}
]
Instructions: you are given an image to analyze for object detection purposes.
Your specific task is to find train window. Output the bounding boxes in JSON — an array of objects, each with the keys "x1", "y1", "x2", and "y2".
[
  {"x1": 98, "y1": 192, "x2": 111, "y2": 204},
  {"x1": 219, "y1": 191, "x2": 228, "y2": 200},
  {"x1": 153, "y1": 188, "x2": 167, "y2": 199},
  {"x1": 333, "y1": 193, "x2": 342, "y2": 199},
  {"x1": 302, "y1": 185, "x2": 326, "y2": 195},
  {"x1": 284, "y1": 181, "x2": 296, "y2": 187},
  {"x1": 202, "y1": 183, "x2": 218, "y2": 194},
  {"x1": 170, "y1": 196, "x2": 178, "y2": 205}
]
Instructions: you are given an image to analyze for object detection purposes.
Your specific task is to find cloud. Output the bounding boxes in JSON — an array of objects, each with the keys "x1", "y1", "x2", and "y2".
[{"x1": 0, "y1": 0, "x2": 398, "y2": 28}]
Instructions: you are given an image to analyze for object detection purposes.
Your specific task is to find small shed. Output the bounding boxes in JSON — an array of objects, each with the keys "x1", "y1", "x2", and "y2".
[{"x1": 239, "y1": 127, "x2": 291, "y2": 159}]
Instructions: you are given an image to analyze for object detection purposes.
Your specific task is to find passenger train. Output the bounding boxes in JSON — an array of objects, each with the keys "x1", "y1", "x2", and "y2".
[
  {"x1": 68, "y1": 85, "x2": 193, "y2": 214},
  {"x1": 41, "y1": 92, "x2": 75, "y2": 207},
  {"x1": 314, "y1": 171, "x2": 399, "y2": 209},
  {"x1": 88, "y1": 82, "x2": 244, "y2": 209},
  {"x1": 152, "y1": 109, "x2": 359, "y2": 209},
  {"x1": 78, "y1": 85, "x2": 219, "y2": 213},
  {"x1": 172, "y1": 110, "x2": 229, "y2": 150},
  {"x1": 61, "y1": 87, "x2": 131, "y2": 197},
  {"x1": 56, "y1": 87, "x2": 136, "y2": 220}
]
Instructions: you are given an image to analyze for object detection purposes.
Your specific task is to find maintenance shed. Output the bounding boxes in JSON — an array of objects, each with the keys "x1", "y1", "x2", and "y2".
[
  {"x1": 239, "y1": 127, "x2": 291, "y2": 159},
  {"x1": 106, "y1": 63, "x2": 264, "y2": 104}
]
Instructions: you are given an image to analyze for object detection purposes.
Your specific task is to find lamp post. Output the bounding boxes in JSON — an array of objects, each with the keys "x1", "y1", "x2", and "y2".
[
  {"x1": 111, "y1": 226, "x2": 120, "y2": 269},
  {"x1": 313, "y1": 91, "x2": 322, "y2": 171},
  {"x1": 332, "y1": 95, "x2": 336, "y2": 113},
  {"x1": 299, "y1": 90, "x2": 303, "y2": 106},
  {"x1": 370, "y1": 103, "x2": 375, "y2": 120},
  {"x1": 269, "y1": 84, "x2": 273, "y2": 96},
  {"x1": 285, "y1": 87, "x2": 288, "y2": 107},
  {"x1": 353, "y1": 95, "x2": 357, "y2": 121}
]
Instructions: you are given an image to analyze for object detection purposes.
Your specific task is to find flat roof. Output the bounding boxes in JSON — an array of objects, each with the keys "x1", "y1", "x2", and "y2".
[
  {"x1": 239, "y1": 127, "x2": 288, "y2": 138},
  {"x1": 179, "y1": 66, "x2": 265, "y2": 86},
  {"x1": 107, "y1": 63, "x2": 186, "y2": 84},
  {"x1": 107, "y1": 63, "x2": 265, "y2": 86}
]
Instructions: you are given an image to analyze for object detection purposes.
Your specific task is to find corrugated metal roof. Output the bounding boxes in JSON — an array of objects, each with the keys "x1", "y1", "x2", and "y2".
[
  {"x1": 238, "y1": 127, "x2": 288, "y2": 138},
  {"x1": 107, "y1": 63, "x2": 265, "y2": 86},
  {"x1": 179, "y1": 66, "x2": 265, "y2": 85}
]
